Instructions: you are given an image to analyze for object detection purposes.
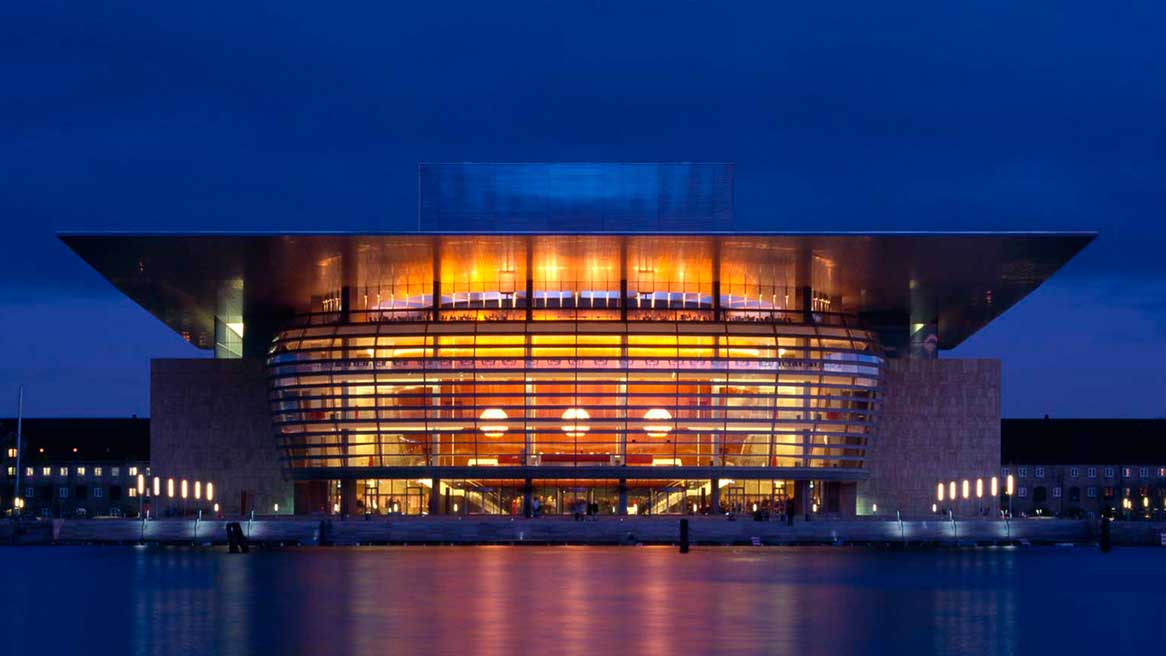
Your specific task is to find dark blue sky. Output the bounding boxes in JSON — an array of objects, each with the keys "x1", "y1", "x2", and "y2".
[{"x1": 1, "y1": 2, "x2": 1163, "y2": 417}]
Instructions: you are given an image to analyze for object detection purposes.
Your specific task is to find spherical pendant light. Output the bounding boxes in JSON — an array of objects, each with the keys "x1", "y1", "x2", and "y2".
[
  {"x1": 642, "y1": 408, "x2": 673, "y2": 438},
  {"x1": 478, "y1": 408, "x2": 508, "y2": 438},
  {"x1": 561, "y1": 407, "x2": 590, "y2": 437}
]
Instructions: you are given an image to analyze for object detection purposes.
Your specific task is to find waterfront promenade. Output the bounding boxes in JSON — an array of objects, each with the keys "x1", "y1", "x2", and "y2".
[{"x1": 5, "y1": 516, "x2": 1166, "y2": 547}]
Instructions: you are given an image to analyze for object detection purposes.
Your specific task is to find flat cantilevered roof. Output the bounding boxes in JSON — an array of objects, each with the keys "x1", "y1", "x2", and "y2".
[{"x1": 60, "y1": 231, "x2": 1094, "y2": 353}]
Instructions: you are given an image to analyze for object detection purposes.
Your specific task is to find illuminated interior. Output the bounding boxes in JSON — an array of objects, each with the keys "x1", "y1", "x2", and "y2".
[
  {"x1": 270, "y1": 321, "x2": 880, "y2": 468},
  {"x1": 266, "y1": 240, "x2": 892, "y2": 514}
]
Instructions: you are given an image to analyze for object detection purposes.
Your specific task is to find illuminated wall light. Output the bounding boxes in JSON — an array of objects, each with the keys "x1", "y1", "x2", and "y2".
[
  {"x1": 166, "y1": 478, "x2": 174, "y2": 499},
  {"x1": 1006, "y1": 474, "x2": 1015, "y2": 495},
  {"x1": 949, "y1": 481, "x2": 956, "y2": 500},
  {"x1": 206, "y1": 482, "x2": 214, "y2": 502},
  {"x1": 561, "y1": 407, "x2": 590, "y2": 437},
  {"x1": 962, "y1": 480, "x2": 969, "y2": 499},
  {"x1": 153, "y1": 477, "x2": 161, "y2": 497},
  {"x1": 872, "y1": 503, "x2": 878, "y2": 513},
  {"x1": 194, "y1": 481, "x2": 202, "y2": 500},
  {"x1": 137, "y1": 474, "x2": 145, "y2": 496},
  {"x1": 643, "y1": 408, "x2": 673, "y2": 438},
  {"x1": 975, "y1": 478, "x2": 983, "y2": 498},
  {"x1": 478, "y1": 408, "x2": 508, "y2": 438},
  {"x1": 214, "y1": 503, "x2": 220, "y2": 513},
  {"x1": 937, "y1": 483, "x2": 945, "y2": 502},
  {"x1": 990, "y1": 476, "x2": 999, "y2": 496},
  {"x1": 274, "y1": 503, "x2": 280, "y2": 513},
  {"x1": 180, "y1": 479, "x2": 188, "y2": 499},
  {"x1": 931, "y1": 503, "x2": 937, "y2": 513}
]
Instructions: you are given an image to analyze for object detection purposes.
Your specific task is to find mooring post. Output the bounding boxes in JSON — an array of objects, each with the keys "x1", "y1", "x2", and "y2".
[
  {"x1": 226, "y1": 521, "x2": 250, "y2": 554},
  {"x1": 1100, "y1": 515, "x2": 1112, "y2": 553},
  {"x1": 679, "y1": 518, "x2": 690, "y2": 553}
]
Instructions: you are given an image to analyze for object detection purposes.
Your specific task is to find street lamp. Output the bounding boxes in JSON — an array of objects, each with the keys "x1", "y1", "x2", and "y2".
[{"x1": 1006, "y1": 474, "x2": 1015, "y2": 518}]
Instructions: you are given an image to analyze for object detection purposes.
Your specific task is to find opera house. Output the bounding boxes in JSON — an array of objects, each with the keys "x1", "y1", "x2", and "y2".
[{"x1": 61, "y1": 163, "x2": 1093, "y2": 517}]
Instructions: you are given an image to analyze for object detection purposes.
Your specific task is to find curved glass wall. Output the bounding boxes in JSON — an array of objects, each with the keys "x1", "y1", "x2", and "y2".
[{"x1": 267, "y1": 318, "x2": 883, "y2": 473}]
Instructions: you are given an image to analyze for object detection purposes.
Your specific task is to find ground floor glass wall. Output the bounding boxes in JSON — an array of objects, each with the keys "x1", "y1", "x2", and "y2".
[{"x1": 296, "y1": 478, "x2": 843, "y2": 517}]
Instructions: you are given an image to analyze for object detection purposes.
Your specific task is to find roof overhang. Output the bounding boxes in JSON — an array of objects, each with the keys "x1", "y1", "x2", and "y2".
[{"x1": 59, "y1": 231, "x2": 1095, "y2": 351}]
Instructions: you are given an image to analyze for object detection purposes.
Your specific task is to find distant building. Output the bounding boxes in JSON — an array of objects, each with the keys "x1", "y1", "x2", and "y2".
[
  {"x1": 1000, "y1": 419, "x2": 1166, "y2": 519},
  {"x1": 1, "y1": 418, "x2": 150, "y2": 518}
]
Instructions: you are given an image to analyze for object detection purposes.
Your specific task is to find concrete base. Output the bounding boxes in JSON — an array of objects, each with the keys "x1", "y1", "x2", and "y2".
[{"x1": 11, "y1": 517, "x2": 1163, "y2": 547}]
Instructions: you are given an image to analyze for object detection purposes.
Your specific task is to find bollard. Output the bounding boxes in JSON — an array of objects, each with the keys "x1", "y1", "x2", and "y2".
[
  {"x1": 318, "y1": 519, "x2": 334, "y2": 546},
  {"x1": 1099, "y1": 516, "x2": 1111, "y2": 553},
  {"x1": 226, "y1": 522, "x2": 250, "y2": 554},
  {"x1": 679, "y1": 518, "x2": 690, "y2": 553}
]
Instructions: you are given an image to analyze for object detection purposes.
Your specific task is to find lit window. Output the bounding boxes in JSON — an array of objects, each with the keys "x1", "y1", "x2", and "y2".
[
  {"x1": 25, "y1": 467, "x2": 33, "y2": 477},
  {"x1": 1018, "y1": 486, "x2": 1028, "y2": 498},
  {"x1": 58, "y1": 467, "x2": 67, "y2": 477},
  {"x1": 128, "y1": 488, "x2": 137, "y2": 498},
  {"x1": 1139, "y1": 467, "x2": 1149, "y2": 478},
  {"x1": 1087, "y1": 487, "x2": 1097, "y2": 498},
  {"x1": 128, "y1": 467, "x2": 138, "y2": 476},
  {"x1": 93, "y1": 487, "x2": 104, "y2": 498},
  {"x1": 5, "y1": 466, "x2": 13, "y2": 477},
  {"x1": 6, "y1": 447, "x2": 15, "y2": 458},
  {"x1": 1104, "y1": 467, "x2": 1114, "y2": 478},
  {"x1": 111, "y1": 467, "x2": 120, "y2": 477},
  {"x1": 1053, "y1": 487, "x2": 1062, "y2": 498},
  {"x1": 1159, "y1": 468, "x2": 1166, "y2": 477},
  {"x1": 76, "y1": 467, "x2": 86, "y2": 476},
  {"x1": 1123, "y1": 467, "x2": 1131, "y2": 478},
  {"x1": 42, "y1": 467, "x2": 51, "y2": 476},
  {"x1": 1018, "y1": 467, "x2": 1028, "y2": 479},
  {"x1": 1035, "y1": 467, "x2": 1044, "y2": 479},
  {"x1": 94, "y1": 467, "x2": 103, "y2": 477},
  {"x1": 1070, "y1": 467, "x2": 1079, "y2": 478},
  {"x1": 1087, "y1": 467, "x2": 1097, "y2": 478},
  {"x1": 58, "y1": 487, "x2": 69, "y2": 499}
]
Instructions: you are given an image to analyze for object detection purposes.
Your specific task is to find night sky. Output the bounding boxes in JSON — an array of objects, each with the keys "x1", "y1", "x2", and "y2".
[{"x1": 1, "y1": 2, "x2": 1163, "y2": 418}]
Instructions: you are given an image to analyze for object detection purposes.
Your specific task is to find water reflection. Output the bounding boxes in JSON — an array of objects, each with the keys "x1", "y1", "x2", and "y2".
[{"x1": 4, "y1": 546, "x2": 1166, "y2": 655}]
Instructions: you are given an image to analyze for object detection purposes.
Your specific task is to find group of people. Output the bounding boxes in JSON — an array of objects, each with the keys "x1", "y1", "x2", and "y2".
[{"x1": 725, "y1": 313, "x2": 798, "y2": 324}]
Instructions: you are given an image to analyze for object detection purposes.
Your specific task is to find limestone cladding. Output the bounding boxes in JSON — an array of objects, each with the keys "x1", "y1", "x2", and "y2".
[
  {"x1": 858, "y1": 358, "x2": 1001, "y2": 517},
  {"x1": 150, "y1": 358, "x2": 293, "y2": 515}
]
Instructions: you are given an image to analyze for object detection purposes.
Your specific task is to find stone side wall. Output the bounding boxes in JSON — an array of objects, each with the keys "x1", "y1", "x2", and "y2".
[
  {"x1": 150, "y1": 358, "x2": 292, "y2": 515},
  {"x1": 858, "y1": 358, "x2": 1001, "y2": 517}
]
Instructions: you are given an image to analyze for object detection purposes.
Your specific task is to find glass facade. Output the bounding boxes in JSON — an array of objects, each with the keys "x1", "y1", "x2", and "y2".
[
  {"x1": 268, "y1": 316, "x2": 883, "y2": 490},
  {"x1": 257, "y1": 234, "x2": 897, "y2": 514}
]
